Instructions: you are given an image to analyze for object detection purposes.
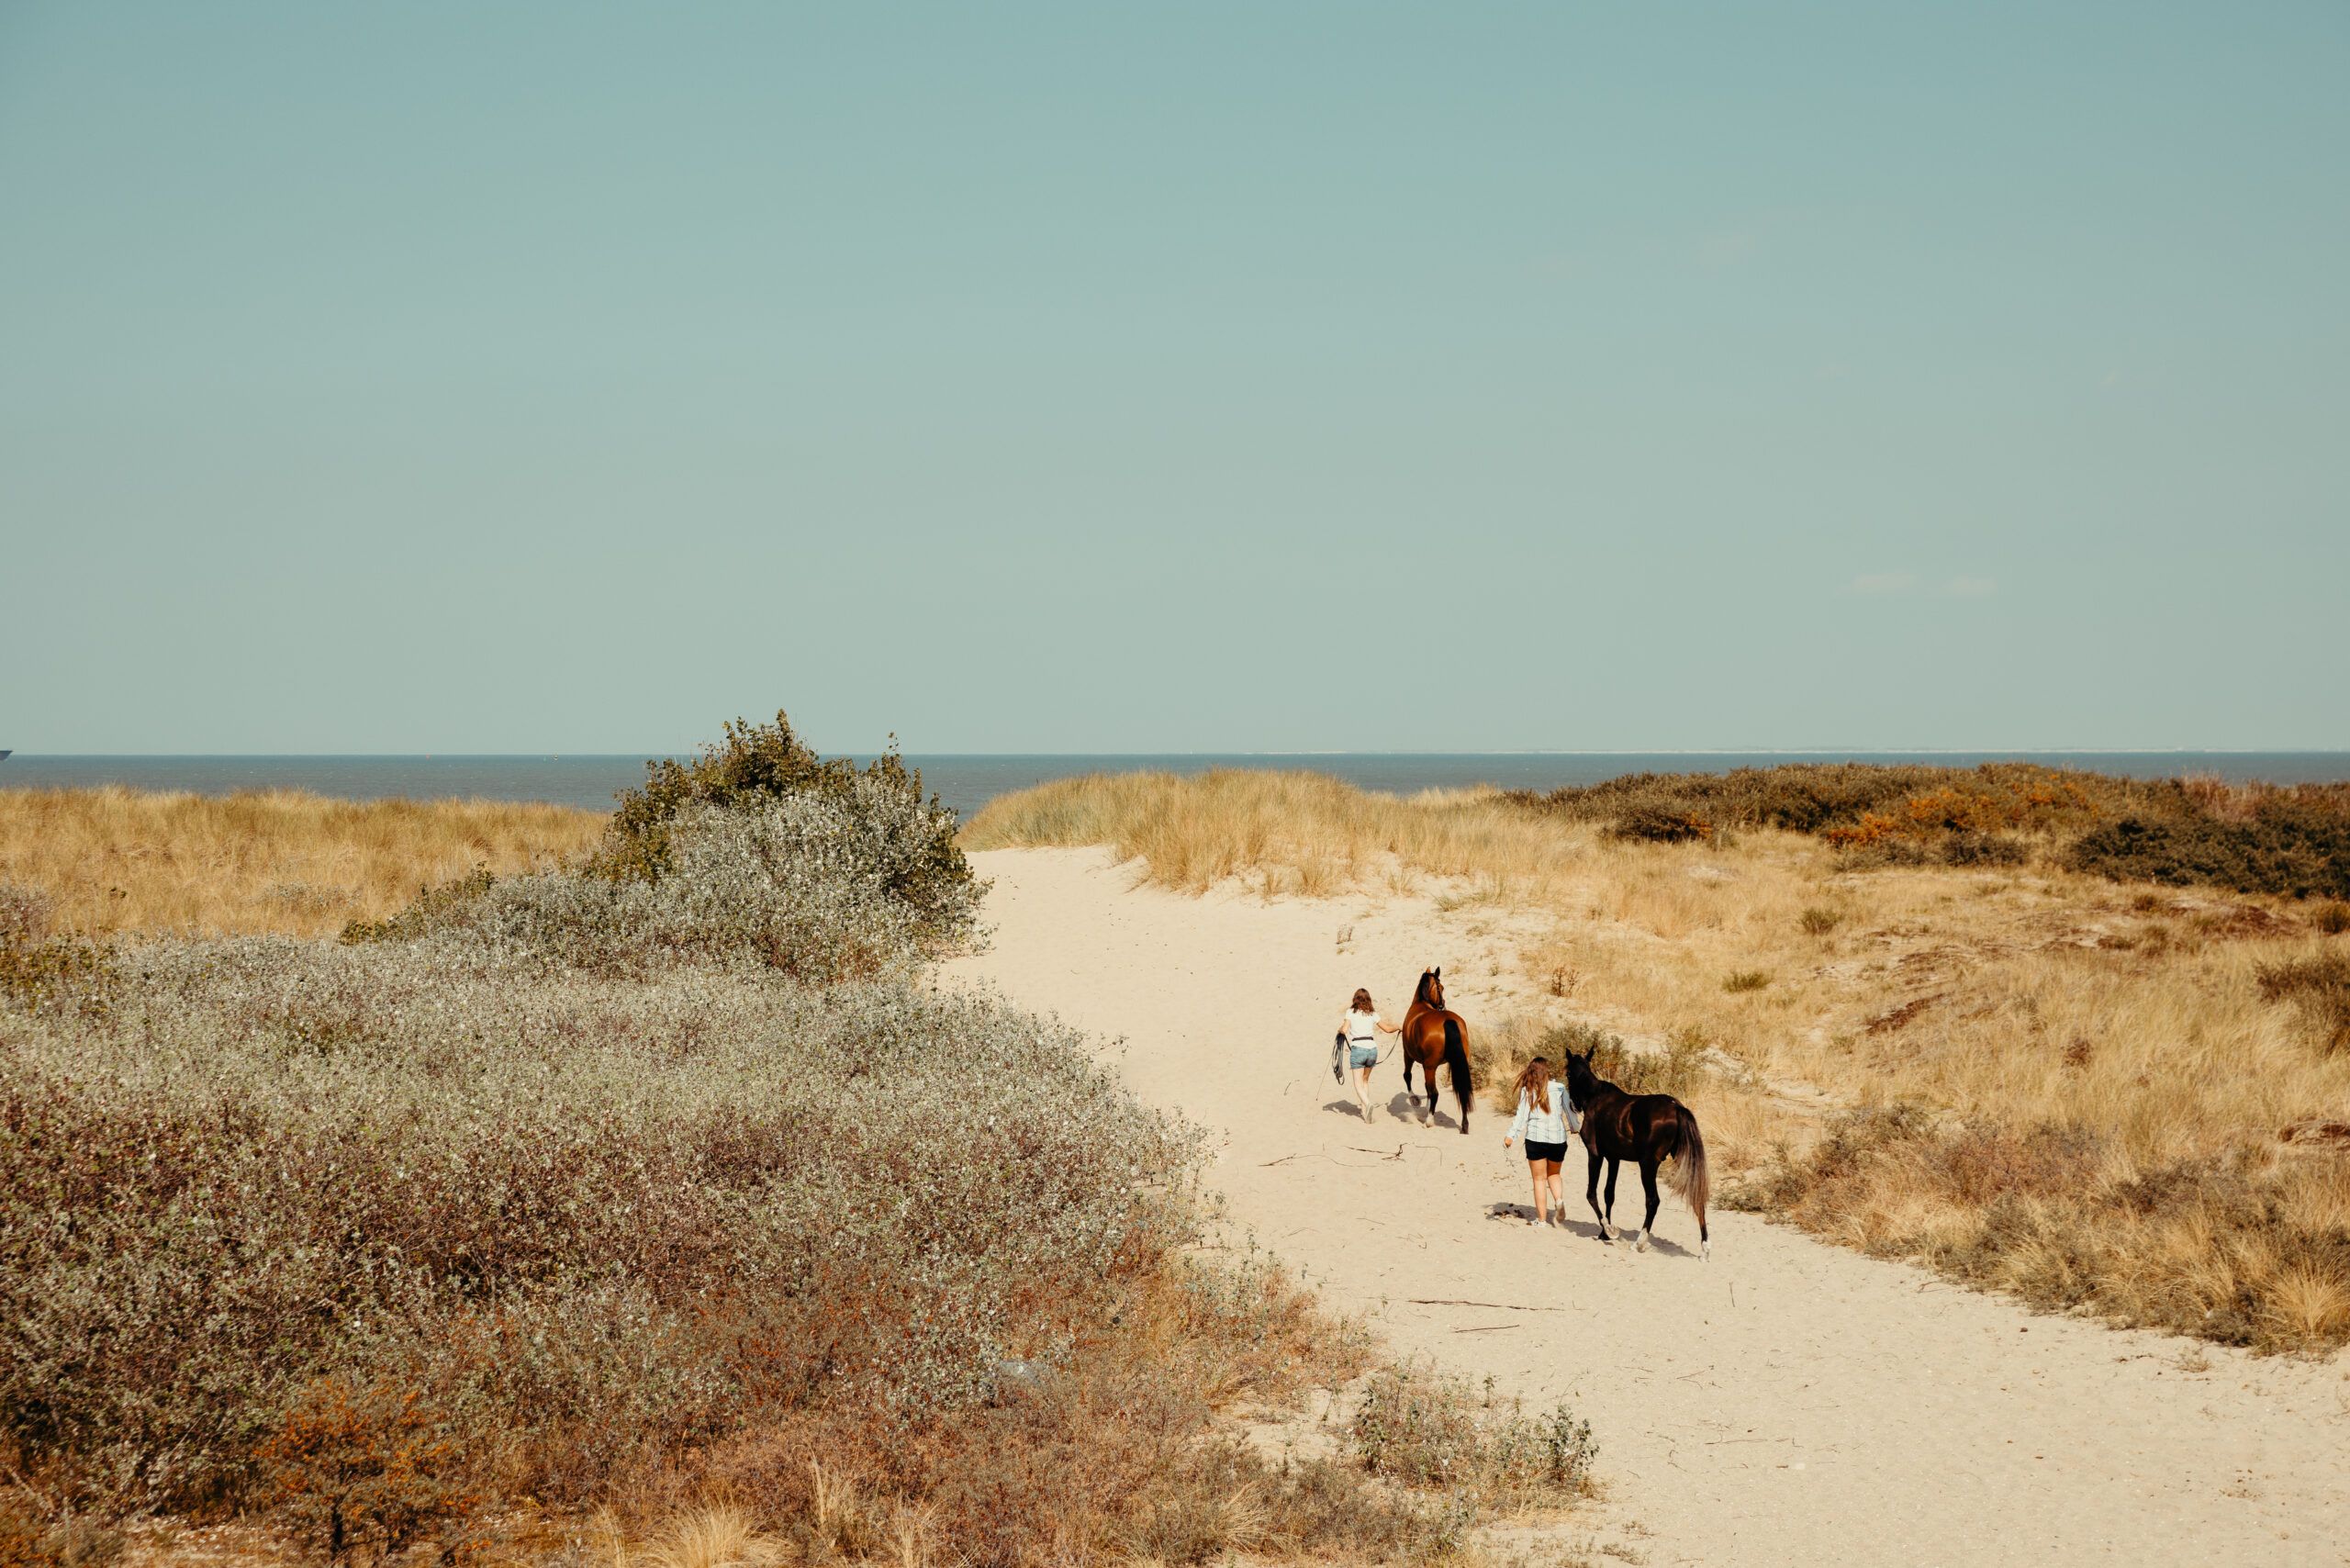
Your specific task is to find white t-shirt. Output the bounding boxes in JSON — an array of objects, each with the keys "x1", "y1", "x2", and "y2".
[{"x1": 1345, "y1": 1008, "x2": 1379, "y2": 1042}]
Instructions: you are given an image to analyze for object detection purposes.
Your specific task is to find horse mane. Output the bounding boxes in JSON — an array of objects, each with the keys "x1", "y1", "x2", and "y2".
[{"x1": 1566, "y1": 1053, "x2": 1619, "y2": 1101}]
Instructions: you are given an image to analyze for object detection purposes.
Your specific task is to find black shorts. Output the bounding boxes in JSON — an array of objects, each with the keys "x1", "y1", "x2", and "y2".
[{"x1": 1524, "y1": 1139, "x2": 1568, "y2": 1165}]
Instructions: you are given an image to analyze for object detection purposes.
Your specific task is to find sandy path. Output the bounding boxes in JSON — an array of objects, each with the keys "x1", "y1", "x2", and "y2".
[{"x1": 944, "y1": 848, "x2": 2350, "y2": 1566}]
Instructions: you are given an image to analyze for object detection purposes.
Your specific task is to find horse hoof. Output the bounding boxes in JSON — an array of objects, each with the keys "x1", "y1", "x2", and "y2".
[
  {"x1": 1634, "y1": 1230, "x2": 1651, "y2": 1254},
  {"x1": 1701, "y1": 1241, "x2": 1712, "y2": 1263}
]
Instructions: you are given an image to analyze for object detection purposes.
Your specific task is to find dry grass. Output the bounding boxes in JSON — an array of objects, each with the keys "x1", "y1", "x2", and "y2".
[
  {"x1": 0, "y1": 787, "x2": 605, "y2": 938},
  {"x1": 963, "y1": 769, "x2": 1582, "y2": 900},
  {"x1": 968, "y1": 768, "x2": 2350, "y2": 1352}
]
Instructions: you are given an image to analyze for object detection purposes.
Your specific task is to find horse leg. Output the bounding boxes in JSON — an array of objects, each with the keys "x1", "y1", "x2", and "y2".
[
  {"x1": 1401, "y1": 1054, "x2": 1418, "y2": 1122},
  {"x1": 1635, "y1": 1158, "x2": 1662, "y2": 1254},
  {"x1": 1603, "y1": 1159, "x2": 1623, "y2": 1238},
  {"x1": 1585, "y1": 1149, "x2": 1613, "y2": 1241}
]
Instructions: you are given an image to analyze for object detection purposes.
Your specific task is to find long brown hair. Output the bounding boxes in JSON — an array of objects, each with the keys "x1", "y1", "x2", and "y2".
[
  {"x1": 1513, "y1": 1057, "x2": 1554, "y2": 1109},
  {"x1": 1350, "y1": 988, "x2": 1374, "y2": 1014}
]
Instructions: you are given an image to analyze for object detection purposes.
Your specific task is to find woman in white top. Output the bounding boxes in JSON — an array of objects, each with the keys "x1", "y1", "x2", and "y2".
[
  {"x1": 1502, "y1": 1056, "x2": 1580, "y2": 1227},
  {"x1": 1338, "y1": 988, "x2": 1401, "y2": 1123}
]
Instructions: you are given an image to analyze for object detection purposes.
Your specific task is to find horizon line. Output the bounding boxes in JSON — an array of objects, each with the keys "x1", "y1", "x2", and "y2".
[{"x1": 8, "y1": 747, "x2": 2350, "y2": 760}]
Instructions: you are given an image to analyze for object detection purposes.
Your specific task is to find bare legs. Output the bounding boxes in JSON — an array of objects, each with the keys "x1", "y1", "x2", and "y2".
[
  {"x1": 1350, "y1": 1060, "x2": 1377, "y2": 1122},
  {"x1": 1527, "y1": 1157, "x2": 1564, "y2": 1225}
]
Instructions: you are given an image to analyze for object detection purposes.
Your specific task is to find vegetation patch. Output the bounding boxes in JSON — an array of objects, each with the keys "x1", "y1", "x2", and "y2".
[
  {"x1": 3, "y1": 721, "x2": 1531, "y2": 1564},
  {"x1": 2256, "y1": 952, "x2": 2350, "y2": 1054},
  {"x1": 1505, "y1": 763, "x2": 2350, "y2": 902},
  {"x1": 1728, "y1": 1108, "x2": 2350, "y2": 1352},
  {"x1": 2068, "y1": 805, "x2": 2350, "y2": 902},
  {"x1": 0, "y1": 787, "x2": 600, "y2": 940}
]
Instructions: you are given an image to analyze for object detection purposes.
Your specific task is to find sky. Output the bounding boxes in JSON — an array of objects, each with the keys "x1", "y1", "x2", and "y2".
[{"x1": 2, "y1": 2, "x2": 2344, "y2": 755}]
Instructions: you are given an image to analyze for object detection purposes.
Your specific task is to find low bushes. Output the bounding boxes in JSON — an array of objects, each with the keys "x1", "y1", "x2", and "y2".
[
  {"x1": 2068, "y1": 804, "x2": 2350, "y2": 902},
  {"x1": 1351, "y1": 1363, "x2": 1595, "y2": 1502},
  {"x1": 1509, "y1": 762, "x2": 2350, "y2": 902},
  {"x1": 1470, "y1": 1018, "x2": 1715, "y2": 1103},
  {"x1": 1727, "y1": 1107, "x2": 2350, "y2": 1351},
  {"x1": 348, "y1": 793, "x2": 984, "y2": 981},
  {"x1": 2, "y1": 948, "x2": 1195, "y2": 1524},
  {"x1": 1506, "y1": 762, "x2": 2140, "y2": 840}
]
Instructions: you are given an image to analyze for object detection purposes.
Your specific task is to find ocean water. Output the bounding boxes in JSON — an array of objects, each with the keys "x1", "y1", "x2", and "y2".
[{"x1": 6, "y1": 752, "x2": 2348, "y2": 823}]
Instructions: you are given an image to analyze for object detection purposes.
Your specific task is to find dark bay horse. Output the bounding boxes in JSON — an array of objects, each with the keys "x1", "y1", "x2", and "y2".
[
  {"x1": 1562, "y1": 1049, "x2": 1711, "y2": 1260},
  {"x1": 1399, "y1": 968, "x2": 1473, "y2": 1134}
]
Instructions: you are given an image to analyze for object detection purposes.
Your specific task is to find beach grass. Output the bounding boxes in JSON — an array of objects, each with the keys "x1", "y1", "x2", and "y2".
[
  {"x1": 967, "y1": 767, "x2": 2350, "y2": 1351},
  {"x1": 0, "y1": 786, "x2": 606, "y2": 939}
]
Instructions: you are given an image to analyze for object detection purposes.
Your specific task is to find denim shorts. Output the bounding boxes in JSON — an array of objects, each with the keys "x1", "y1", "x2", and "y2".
[{"x1": 1348, "y1": 1044, "x2": 1379, "y2": 1070}]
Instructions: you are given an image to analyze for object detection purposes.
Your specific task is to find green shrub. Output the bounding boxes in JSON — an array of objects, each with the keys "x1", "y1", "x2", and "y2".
[
  {"x1": 1538, "y1": 1021, "x2": 1710, "y2": 1099},
  {"x1": 589, "y1": 713, "x2": 976, "y2": 946},
  {"x1": 337, "y1": 865, "x2": 493, "y2": 946},
  {"x1": 1608, "y1": 807, "x2": 1711, "y2": 844},
  {"x1": 1799, "y1": 907, "x2": 1842, "y2": 936},
  {"x1": 1722, "y1": 969, "x2": 1770, "y2": 992},
  {"x1": 1509, "y1": 762, "x2": 2152, "y2": 838},
  {"x1": 1350, "y1": 1363, "x2": 1595, "y2": 1500},
  {"x1": 1942, "y1": 832, "x2": 2028, "y2": 867},
  {"x1": 2068, "y1": 805, "x2": 2350, "y2": 901},
  {"x1": 0, "y1": 885, "x2": 113, "y2": 1019},
  {"x1": 1507, "y1": 762, "x2": 2350, "y2": 901},
  {"x1": 343, "y1": 716, "x2": 986, "y2": 977}
]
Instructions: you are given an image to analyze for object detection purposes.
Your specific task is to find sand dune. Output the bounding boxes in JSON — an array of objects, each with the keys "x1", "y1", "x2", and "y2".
[{"x1": 945, "y1": 846, "x2": 2350, "y2": 1567}]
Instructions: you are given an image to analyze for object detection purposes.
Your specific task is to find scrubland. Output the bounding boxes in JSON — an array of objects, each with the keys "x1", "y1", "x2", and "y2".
[
  {"x1": 2, "y1": 725, "x2": 1596, "y2": 1568},
  {"x1": 0, "y1": 787, "x2": 605, "y2": 939},
  {"x1": 966, "y1": 767, "x2": 2350, "y2": 1353}
]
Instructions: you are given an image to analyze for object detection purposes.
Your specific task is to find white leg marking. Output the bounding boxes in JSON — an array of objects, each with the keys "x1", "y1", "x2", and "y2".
[{"x1": 1635, "y1": 1228, "x2": 1651, "y2": 1253}]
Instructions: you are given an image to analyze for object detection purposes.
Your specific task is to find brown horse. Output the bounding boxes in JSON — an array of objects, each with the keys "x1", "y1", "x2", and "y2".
[
  {"x1": 1562, "y1": 1049, "x2": 1711, "y2": 1260},
  {"x1": 1398, "y1": 968, "x2": 1473, "y2": 1134}
]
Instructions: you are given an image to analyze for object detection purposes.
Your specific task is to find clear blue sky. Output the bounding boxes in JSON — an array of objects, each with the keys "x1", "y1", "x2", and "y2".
[{"x1": 3, "y1": 3, "x2": 2344, "y2": 754}]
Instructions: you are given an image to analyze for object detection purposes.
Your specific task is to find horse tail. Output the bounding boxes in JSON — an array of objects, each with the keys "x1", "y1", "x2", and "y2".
[
  {"x1": 1663, "y1": 1102, "x2": 1711, "y2": 1258},
  {"x1": 1443, "y1": 1017, "x2": 1472, "y2": 1132}
]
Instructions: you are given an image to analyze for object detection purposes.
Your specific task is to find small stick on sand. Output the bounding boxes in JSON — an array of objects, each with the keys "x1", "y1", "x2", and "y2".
[{"x1": 1406, "y1": 1299, "x2": 1561, "y2": 1313}]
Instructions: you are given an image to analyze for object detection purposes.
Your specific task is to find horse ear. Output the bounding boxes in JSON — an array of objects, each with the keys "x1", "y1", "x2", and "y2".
[{"x1": 1434, "y1": 967, "x2": 1441, "y2": 977}]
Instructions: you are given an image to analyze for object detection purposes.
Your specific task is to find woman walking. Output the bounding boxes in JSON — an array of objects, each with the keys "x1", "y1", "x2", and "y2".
[
  {"x1": 1502, "y1": 1057, "x2": 1580, "y2": 1227},
  {"x1": 1338, "y1": 988, "x2": 1401, "y2": 1123}
]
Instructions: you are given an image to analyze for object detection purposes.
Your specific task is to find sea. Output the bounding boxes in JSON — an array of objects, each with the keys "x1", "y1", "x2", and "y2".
[{"x1": 5, "y1": 752, "x2": 2348, "y2": 823}]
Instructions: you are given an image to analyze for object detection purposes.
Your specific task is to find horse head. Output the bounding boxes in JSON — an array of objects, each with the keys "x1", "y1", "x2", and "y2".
[
  {"x1": 1562, "y1": 1049, "x2": 1596, "y2": 1099},
  {"x1": 1416, "y1": 967, "x2": 1445, "y2": 1010}
]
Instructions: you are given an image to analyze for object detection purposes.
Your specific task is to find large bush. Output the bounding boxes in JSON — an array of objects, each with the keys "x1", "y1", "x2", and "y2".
[
  {"x1": 346, "y1": 720, "x2": 987, "y2": 979},
  {"x1": 588, "y1": 712, "x2": 976, "y2": 947}
]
